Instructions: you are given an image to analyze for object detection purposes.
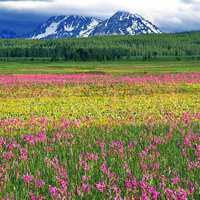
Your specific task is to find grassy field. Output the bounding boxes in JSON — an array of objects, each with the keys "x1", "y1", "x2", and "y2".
[
  {"x1": 0, "y1": 61, "x2": 200, "y2": 199},
  {"x1": 0, "y1": 60, "x2": 200, "y2": 75}
]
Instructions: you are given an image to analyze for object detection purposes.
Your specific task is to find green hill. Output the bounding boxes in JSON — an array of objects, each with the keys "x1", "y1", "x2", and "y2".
[{"x1": 0, "y1": 32, "x2": 200, "y2": 61}]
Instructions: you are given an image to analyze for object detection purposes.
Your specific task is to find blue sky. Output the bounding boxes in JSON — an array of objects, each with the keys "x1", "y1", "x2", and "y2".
[{"x1": 0, "y1": 0, "x2": 200, "y2": 33}]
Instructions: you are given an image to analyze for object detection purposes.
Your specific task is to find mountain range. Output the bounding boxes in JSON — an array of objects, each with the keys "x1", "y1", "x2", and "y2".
[{"x1": 0, "y1": 11, "x2": 162, "y2": 39}]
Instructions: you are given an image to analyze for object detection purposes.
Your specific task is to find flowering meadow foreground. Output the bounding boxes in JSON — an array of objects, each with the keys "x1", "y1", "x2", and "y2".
[{"x1": 0, "y1": 73, "x2": 200, "y2": 199}]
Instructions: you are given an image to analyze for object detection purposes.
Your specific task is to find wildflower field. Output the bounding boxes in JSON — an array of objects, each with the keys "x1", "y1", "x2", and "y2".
[{"x1": 0, "y1": 62, "x2": 200, "y2": 199}]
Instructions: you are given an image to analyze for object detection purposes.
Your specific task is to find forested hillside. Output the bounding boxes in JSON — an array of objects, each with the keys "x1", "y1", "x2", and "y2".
[{"x1": 0, "y1": 32, "x2": 200, "y2": 61}]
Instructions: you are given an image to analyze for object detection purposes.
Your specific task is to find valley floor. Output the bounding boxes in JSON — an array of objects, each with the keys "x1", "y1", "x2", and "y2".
[
  {"x1": 0, "y1": 60, "x2": 200, "y2": 199},
  {"x1": 0, "y1": 60, "x2": 200, "y2": 75}
]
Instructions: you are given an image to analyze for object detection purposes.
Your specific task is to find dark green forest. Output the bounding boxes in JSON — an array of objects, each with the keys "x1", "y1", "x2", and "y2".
[{"x1": 0, "y1": 32, "x2": 200, "y2": 61}]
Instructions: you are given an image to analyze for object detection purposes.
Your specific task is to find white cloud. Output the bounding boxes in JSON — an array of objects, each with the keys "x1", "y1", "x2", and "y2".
[{"x1": 0, "y1": 0, "x2": 200, "y2": 32}]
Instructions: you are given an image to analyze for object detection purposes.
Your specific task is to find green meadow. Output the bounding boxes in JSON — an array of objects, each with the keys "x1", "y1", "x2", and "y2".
[{"x1": 0, "y1": 60, "x2": 200, "y2": 75}]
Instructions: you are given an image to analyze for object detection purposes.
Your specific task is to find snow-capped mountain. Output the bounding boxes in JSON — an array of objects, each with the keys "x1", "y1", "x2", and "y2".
[
  {"x1": 28, "y1": 11, "x2": 162, "y2": 39},
  {"x1": 90, "y1": 11, "x2": 161, "y2": 36},
  {"x1": 30, "y1": 15, "x2": 101, "y2": 39}
]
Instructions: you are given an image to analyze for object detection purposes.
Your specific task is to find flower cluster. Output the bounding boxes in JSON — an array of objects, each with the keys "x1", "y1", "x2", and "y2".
[{"x1": 0, "y1": 72, "x2": 200, "y2": 199}]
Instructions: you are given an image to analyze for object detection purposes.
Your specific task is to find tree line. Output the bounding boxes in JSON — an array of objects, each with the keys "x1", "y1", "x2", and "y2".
[{"x1": 0, "y1": 32, "x2": 200, "y2": 61}]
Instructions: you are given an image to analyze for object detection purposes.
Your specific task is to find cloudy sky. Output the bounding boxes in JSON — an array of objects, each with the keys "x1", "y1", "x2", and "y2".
[{"x1": 0, "y1": 0, "x2": 200, "y2": 33}]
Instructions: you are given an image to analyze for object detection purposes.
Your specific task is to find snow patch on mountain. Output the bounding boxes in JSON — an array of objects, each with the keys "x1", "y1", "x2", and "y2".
[
  {"x1": 79, "y1": 19, "x2": 99, "y2": 37},
  {"x1": 32, "y1": 21, "x2": 61, "y2": 39}
]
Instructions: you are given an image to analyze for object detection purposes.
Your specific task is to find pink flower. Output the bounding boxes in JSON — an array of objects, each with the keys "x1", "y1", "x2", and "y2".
[
  {"x1": 49, "y1": 186, "x2": 59, "y2": 198},
  {"x1": 35, "y1": 179, "x2": 45, "y2": 188},
  {"x1": 56, "y1": 177, "x2": 68, "y2": 191},
  {"x1": 171, "y1": 177, "x2": 180, "y2": 185},
  {"x1": 140, "y1": 180, "x2": 147, "y2": 189},
  {"x1": 108, "y1": 172, "x2": 116, "y2": 180},
  {"x1": 165, "y1": 188, "x2": 174, "y2": 200},
  {"x1": 81, "y1": 175, "x2": 87, "y2": 182},
  {"x1": 22, "y1": 174, "x2": 33, "y2": 184},
  {"x1": 175, "y1": 188, "x2": 187, "y2": 200},
  {"x1": 79, "y1": 159, "x2": 90, "y2": 171},
  {"x1": 110, "y1": 140, "x2": 124, "y2": 159},
  {"x1": 85, "y1": 152, "x2": 98, "y2": 162},
  {"x1": 19, "y1": 148, "x2": 28, "y2": 161},
  {"x1": 36, "y1": 132, "x2": 46, "y2": 143},
  {"x1": 128, "y1": 142, "x2": 135, "y2": 149},
  {"x1": 182, "y1": 112, "x2": 190, "y2": 126},
  {"x1": 141, "y1": 191, "x2": 149, "y2": 200},
  {"x1": 7, "y1": 143, "x2": 16, "y2": 151},
  {"x1": 2, "y1": 152, "x2": 14, "y2": 160},
  {"x1": 195, "y1": 151, "x2": 200, "y2": 157},
  {"x1": 22, "y1": 134, "x2": 35, "y2": 145},
  {"x1": 124, "y1": 178, "x2": 138, "y2": 189},
  {"x1": 81, "y1": 183, "x2": 91, "y2": 193},
  {"x1": 151, "y1": 189, "x2": 159, "y2": 200},
  {"x1": 188, "y1": 182, "x2": 195, "y2": 195},
  {"x1": 100, "y1": 162, "x2": 108, "y2": 174},
  {"x1": 125, "y1": 179, "x2": 132, "y2": 189},
  {"x1": 29, "y1": 192, "x2": 43, "y2": 200},
  {"x1": 95, "y1": 181, "x2": 106, "y2": 192},
  {"x1": 196, "y1": 145, "x2": 200, "y2": 151}
]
